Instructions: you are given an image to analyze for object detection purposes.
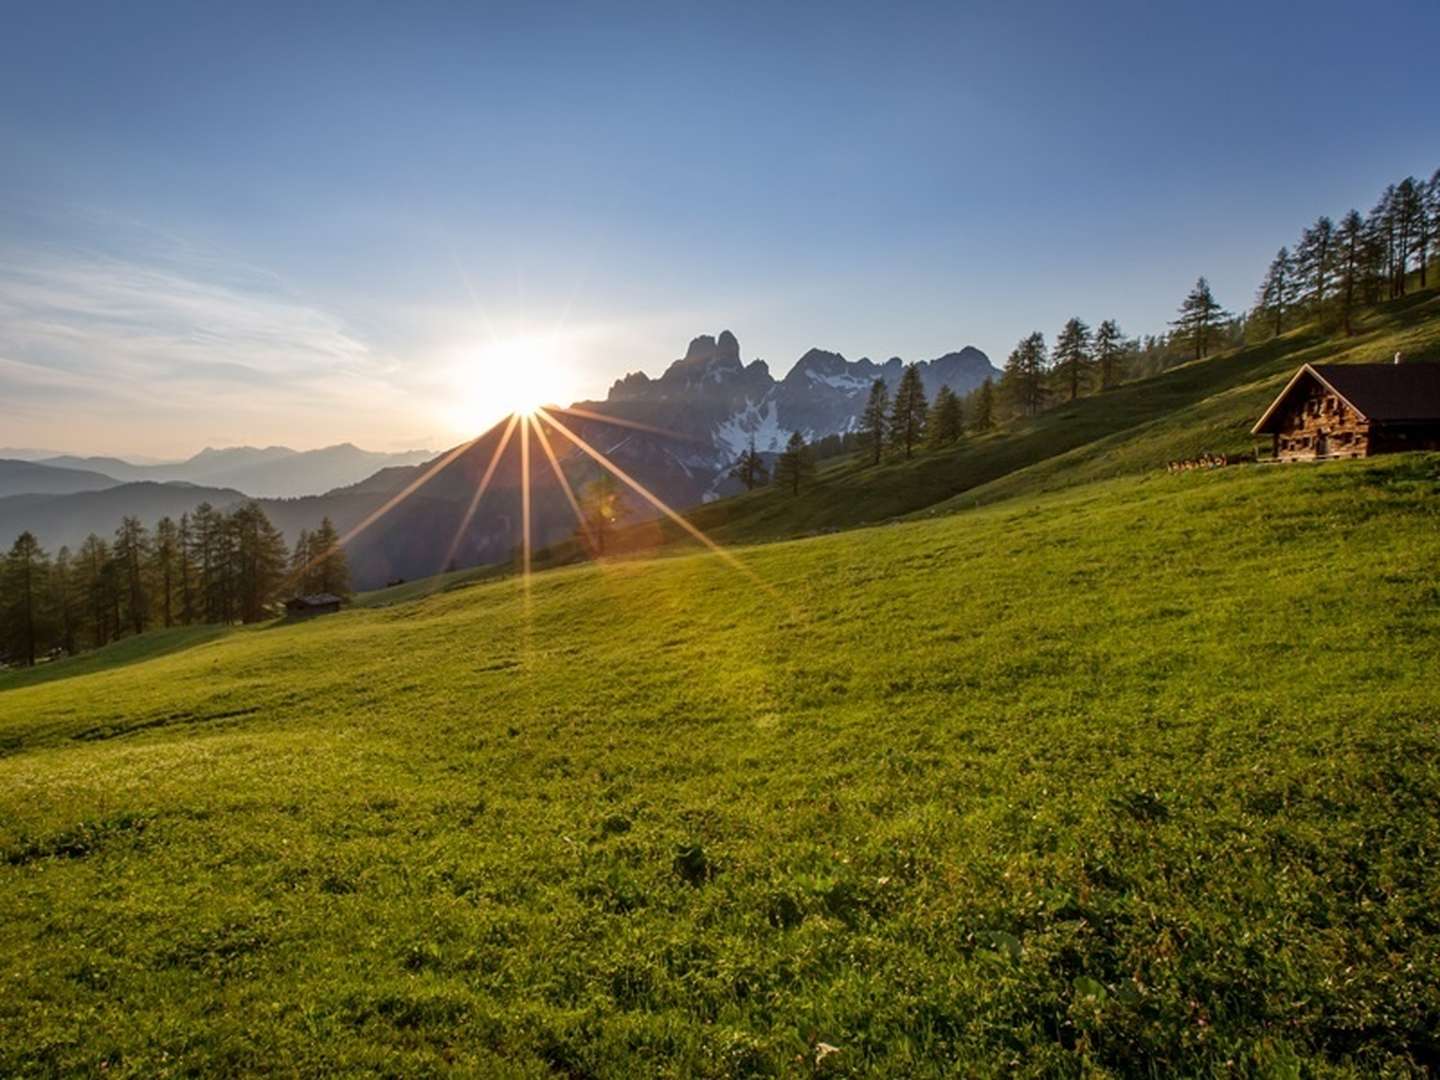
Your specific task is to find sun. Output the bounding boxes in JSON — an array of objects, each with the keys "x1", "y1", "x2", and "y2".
[{"x1": 446, "y1": 334, "x2": 575, "y2": 431}]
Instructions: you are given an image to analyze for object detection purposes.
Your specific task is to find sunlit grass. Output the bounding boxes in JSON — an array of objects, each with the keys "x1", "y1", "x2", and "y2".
[{"x1": 3, "y1": 455, "x2": 1440, "y2": 1074}]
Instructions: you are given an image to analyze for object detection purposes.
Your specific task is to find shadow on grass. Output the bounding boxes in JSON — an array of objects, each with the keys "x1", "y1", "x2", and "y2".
[{"x1": 0, "y1": 624, "x2": 235, "y2": 694}]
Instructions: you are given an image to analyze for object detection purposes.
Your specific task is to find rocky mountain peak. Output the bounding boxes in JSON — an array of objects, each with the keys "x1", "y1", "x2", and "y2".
[{"x1": 678, "y1": 330, "x2": 743, "y2": 371}]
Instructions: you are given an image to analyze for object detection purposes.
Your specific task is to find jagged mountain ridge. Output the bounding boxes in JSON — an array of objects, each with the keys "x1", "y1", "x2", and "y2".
[{"x1": 578, "y1": 330, "x2": 997, "y2": 499}]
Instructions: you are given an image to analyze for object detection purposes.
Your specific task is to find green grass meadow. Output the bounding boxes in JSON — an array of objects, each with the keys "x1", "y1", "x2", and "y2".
[{"x1": 4, "y1": 454, "x2": 1440, "y2": 1075}]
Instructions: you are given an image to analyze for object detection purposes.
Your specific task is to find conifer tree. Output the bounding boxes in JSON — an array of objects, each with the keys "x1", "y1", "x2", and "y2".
[
  {"x1": 1002, "y1": 332, "x2": 1048, "y2": 416},
  {"x1": 971, "y1": 377, "x2": 995, "y2": 432},
  {"x1": 51, "y1": 545, "x2": 78, "y2": 656},
  {"x1": 1369, "y1": 186, "x2": 1398, "y2": 300},
  {"x1": 290, "y1": 528, "x2": 315, "y2": 593},
  {"x1": 1415, "y1": 169, "x2": 1437, "y2": 289},
  {"x1": 727, "y1": 436, "x2": 769, "y2": 490},
  {"x1": 77, "y1": 534, "x2": 112, "y2": 648},
  {"x1": 152, "y1": 516, "x2": 179, "y2": 628},
  {"x1": 230, "y1": 502, "x2": 290, "y2": 624},
  {"x1": 1255, "y1": 248, "x2": 1297, "y2": 337},
  {"x1": 112, "y1": 516, "x2": 151, "y2": 636},
  {"x1": 888, "y1": 363, "x2": 928, "y2": 458},
  {"x1": 177, "y1": 512, "x2": 195, "y2": 625},
  {"x1": 1334, "y1": 210, "x2": 1366, "y2": 335},
  {"x1": 1392, "y1": 177, "x2": 1423, "y2": 297},
  {"x1": 1093, "y1": 320, "x2": 1126, "y2": 390},
  {"x1": 1171, "y1": 278, "x2": 1229, "y2": 360},
  {"x1": 927, "y1": 385, "x2": 963, "y2": 448},
  {"x1": 773, "y1": 431, "x2": 815, "y2": 495},
  {"x1": 2, "y1": 532, "x2": 51, "y2": 667},
  {"x1": 310, "y1": 517, "x2": 351, "y2": 598},
  {"x1": 859, "y1": 379, "x2": 890, "y2": 466},
  {"x1": 1052, "y1": 317, "x2": 1092, "y2": 401},
  {"x1": 1296, "y1": 216, "x2": 1336, "y2": 312}
]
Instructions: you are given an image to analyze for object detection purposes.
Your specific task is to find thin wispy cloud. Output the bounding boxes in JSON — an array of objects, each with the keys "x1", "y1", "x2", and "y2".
[{"x1": 0, "y1": 234, "x2": 423, "y2": 454}]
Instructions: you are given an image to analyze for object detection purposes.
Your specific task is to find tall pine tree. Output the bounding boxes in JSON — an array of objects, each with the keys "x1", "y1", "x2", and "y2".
[
  {"x1": 1093, "y1": 320, "x2": 1126, "y2": 390},
  {"x1": 112, "y1": 516, "x2": 151, "y2": 637},
  {"x1": 773, "y1": 431, "x2": 815, "y2": 495},
  {"x1": 859, "y1": 379, "x2": 890, "y2": 466},
  {"x1": 1296, "y1": 216, "x2": 1336, "y2": 311},
  {"x1": 1255, "y1": 248, "x2": 1297, "y2": 337},
  {"x1": 1334, "y1": 210, "x2": 1366, "y2": 335},
  {"x1": 1002, "y1": 332, "x2": 1048, "y2": 416},
  {"x1": 2, "y1": 532, "x2": 51, "y2": 667},
  {"x1": 927, "y1": 386, "x2": 963, "y2": 448},
  {"x1": 727, "y1": 436, "x2": 769, "y2": 491},
  {"x1": 888, "y1": 363, "x2": 928, "y2": 458},
  {"x1": 1171, "y1": 278, "x2": 1229, "y2": 360},
  {"x1": 1052, "y1": 317, "x2": 1092, "y2": 401},
  {"x1": 970, "y1": 377, "x2": 995, "y2": 432}
]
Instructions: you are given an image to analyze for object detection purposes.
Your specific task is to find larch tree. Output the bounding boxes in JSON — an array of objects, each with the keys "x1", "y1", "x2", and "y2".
[
  {"x1": 51, "y1": 545, "x2": 78, "y2": 656},
  {"x1": 77, "y1": 534, "x2": 112, "y2": 648},
  {"x1": 970, "y1": 377, "x2": 995, "y2": 432},
  {"x1": 1002, "y1": 332, "x2": 1048, "y2": 416},
  {"x1": 888, "y1": 363, "x2": 928, "y2": 458},
  {"x1": 177, "y1": 512, "x2": 195, "y2": 624},
  {"x1": 1334, "y1": 210, "x2": 1367, "y2": 335},
  {"x1": 290, "y1": 528, "x2": 315, "y2": 593},
  {"x1": 230, "y1": 502, "x2": 290, "y2": 624},
  {"x1": 859, "y1": 379, "x2": 890, "y2": 465},
  {"x1": 1296, "y1": 216, "x2": 1336, "y2": 311},
  {"x1": 152, "y1": 516, "x2": 179, "y2": 628},
  {"x1": 1171, "y1": 278, "x2": 1229, "y2": 361},
  {"x1": 1255, "y1": 248, "x2": 1298, "y2": 337},
  {"x1": 728, "y1": 436, "x2": 769, "y2": 490},
  {"x1": 927, "y1": 385, "x2": 963, "y2": 448},
  {"x1": 1052, "y1": 317, "x2": 1092, "y2": 401},
  {"x1": 2, "y1": 532, "x2": 51, "y2": 667},
  {"x1": 1093, "y1": 319, "x2": 1126, "y2": 390},
  {"x1": 310, "y1": 517, "x2": 351, "y2": 599},
  {"x1": 1369, "y1": 187, "x2": 1399, "y2": 300},
  {"x1": 112, "y1": 516, "x2": 151, "y2": 637},
  {"x1": 773, "y1": 430, "x2": 815, "y2": 496},
  {"x1": 1416, "y1": 169, "x2": 1438, "y2": 289},
  {"x1": 1391, "y1": 177, "x2": 1423, "y2": 297}
]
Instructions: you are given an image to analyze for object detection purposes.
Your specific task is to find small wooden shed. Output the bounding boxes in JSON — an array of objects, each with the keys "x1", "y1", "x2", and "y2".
[
  {"x1": 284, "y1": 593, "x2": 344, "y2": 618},
  {"x1": 1251, "y1": 361, "x2": 1440, "y2": 461}
]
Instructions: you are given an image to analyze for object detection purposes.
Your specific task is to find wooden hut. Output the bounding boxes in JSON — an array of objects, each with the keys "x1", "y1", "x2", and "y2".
[
  {"x1": 1251, "y1": 361, "x2": 1440, "y2": 462},
  {"x1": 284, "y1": 593, "x2": 344, "y2": 618}
]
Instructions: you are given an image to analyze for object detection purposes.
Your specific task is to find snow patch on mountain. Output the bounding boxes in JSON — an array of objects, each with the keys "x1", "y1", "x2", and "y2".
[
  {"x1": 805, "y1": 368, "x2": 872, "y2": 394},
  {"x1": 714, "y1": 397, "x2": 787, "y2": 456}
]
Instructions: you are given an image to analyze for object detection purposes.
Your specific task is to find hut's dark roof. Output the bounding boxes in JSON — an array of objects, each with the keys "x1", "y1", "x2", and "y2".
[
  {"x1": 1252, "y1": 361, "x2": 1440, "y2": 433},
  {"x1": 287, "y1": 593, "x2": 343, "y2": 608}
]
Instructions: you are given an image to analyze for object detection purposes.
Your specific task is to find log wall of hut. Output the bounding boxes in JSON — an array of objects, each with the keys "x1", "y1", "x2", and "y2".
[{"x1": 1273, "y1": 381, "x2": 1370, "y2": 461}]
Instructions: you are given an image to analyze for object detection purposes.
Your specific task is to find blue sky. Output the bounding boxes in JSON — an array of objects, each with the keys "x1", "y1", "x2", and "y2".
[{"x1": 2, "y1": 1, "x2": 1437, "y2": 456}]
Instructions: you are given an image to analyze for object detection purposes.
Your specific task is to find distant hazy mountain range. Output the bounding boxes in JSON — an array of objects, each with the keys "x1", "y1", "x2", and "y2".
[
  {"x1": 7, "y1": 443, "x2": 436, "y2": 500},
  {"x1": 0, "y1": 332, "x2": 994, "y2": 587}
]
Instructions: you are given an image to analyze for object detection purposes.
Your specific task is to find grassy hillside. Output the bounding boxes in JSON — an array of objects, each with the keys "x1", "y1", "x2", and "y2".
[
  {"x1": 676, "y1": 289, "x2": 1440, "y2": 544},
  {"x1": 3, "y1": 455, "x2": 1440, "y2": 1075}
]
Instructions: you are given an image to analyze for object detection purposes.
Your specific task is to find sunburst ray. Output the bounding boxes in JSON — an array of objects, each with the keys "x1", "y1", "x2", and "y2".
[
  {"x1": 438, "y1": 412, "x2": 520, "y2": 577},
  {"x1": 532, "y1": 412, "x2": 598, "y2": 552},
  {"x1": 534, "y1": 407, "x2": 764, "y2": 586}
]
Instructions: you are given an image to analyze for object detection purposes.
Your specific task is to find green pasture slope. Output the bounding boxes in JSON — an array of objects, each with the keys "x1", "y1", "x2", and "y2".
[
  {"x1": 3, "y1": 453, "x2": 1440, "y2": 1075},
  {"x1": 683, "y1": 289, "x2": 1440, "y2": 544}
]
